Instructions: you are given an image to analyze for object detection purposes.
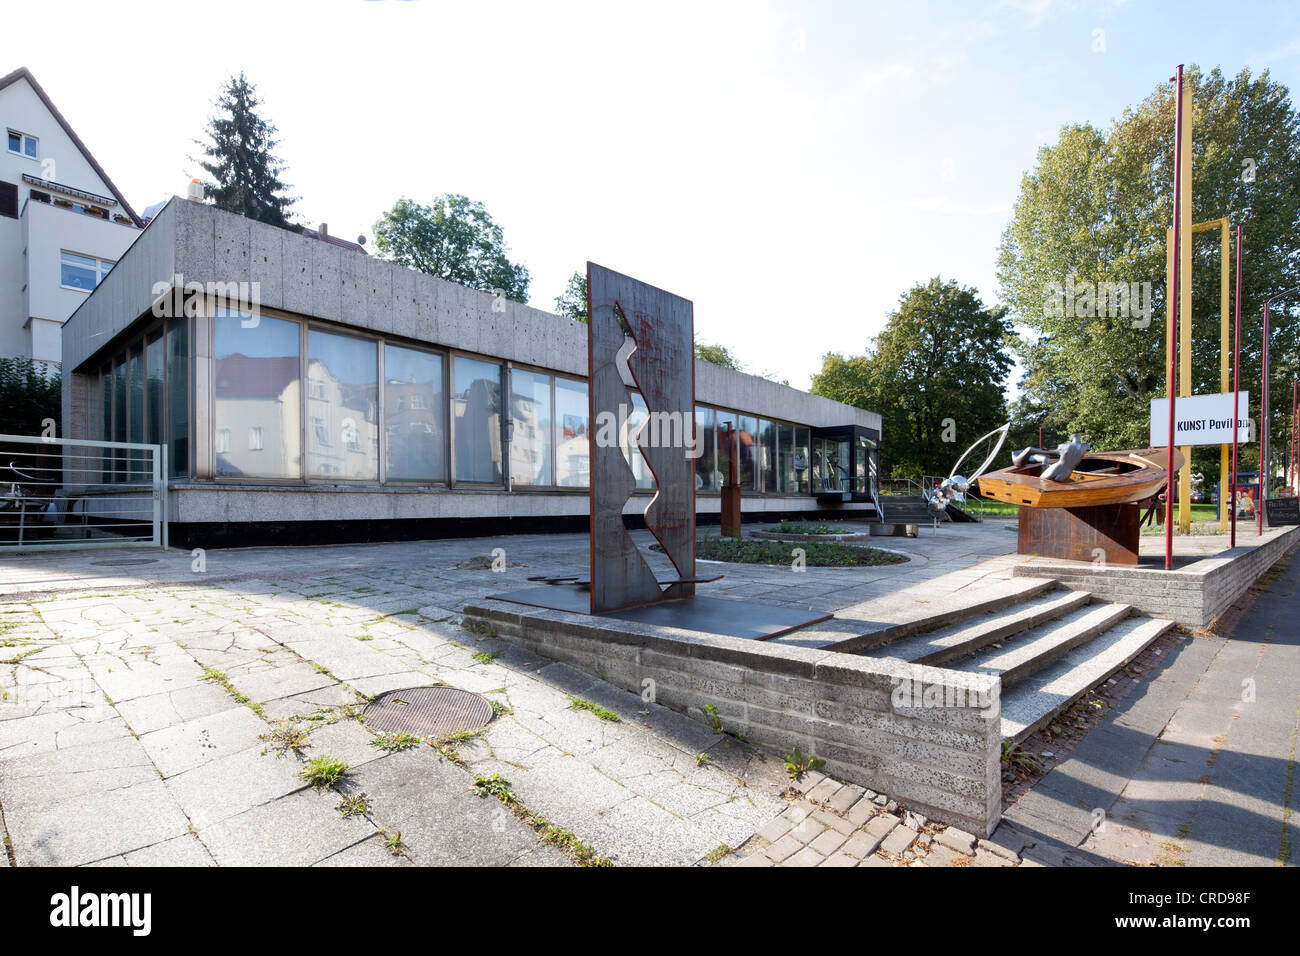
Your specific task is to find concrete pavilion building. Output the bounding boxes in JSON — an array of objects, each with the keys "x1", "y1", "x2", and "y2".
[{"x1": 59, "y1": 198, "x2": 882, "y2": 548}]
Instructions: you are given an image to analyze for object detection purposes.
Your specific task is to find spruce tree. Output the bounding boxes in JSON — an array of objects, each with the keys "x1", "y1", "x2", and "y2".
[{"x1": 195, "y1": 73, "x2": 297, "y2": 229}]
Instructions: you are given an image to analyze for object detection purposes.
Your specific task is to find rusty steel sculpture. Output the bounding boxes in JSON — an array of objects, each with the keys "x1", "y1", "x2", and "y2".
[
  {"x1": 489, "y1": 263, "x2": 831, "y2": 639},
  {"x1": 588, "y1": 262, "x2": 710, "y2": 612}
]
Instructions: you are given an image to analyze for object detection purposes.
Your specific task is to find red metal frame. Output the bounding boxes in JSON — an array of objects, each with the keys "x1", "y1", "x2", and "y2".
[{"x1": 1231, "y1": 225, "x2": 1242, "y2": 547}]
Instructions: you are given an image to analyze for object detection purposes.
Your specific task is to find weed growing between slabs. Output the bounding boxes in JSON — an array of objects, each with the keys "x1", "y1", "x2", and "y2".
[{"x1": 471, "y1": 774, "x2": 612, "y2": 867}]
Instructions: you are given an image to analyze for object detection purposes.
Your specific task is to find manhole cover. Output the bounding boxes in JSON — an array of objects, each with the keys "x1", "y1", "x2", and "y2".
[
  {"x1": 363, "y1": 687, "x2": 494, "y2": 739},
  {"x1": 89, "y1": 558, "x2": 160, "y2": 567}
]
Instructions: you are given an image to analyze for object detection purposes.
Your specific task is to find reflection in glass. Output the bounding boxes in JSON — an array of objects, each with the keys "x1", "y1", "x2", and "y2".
[
  {"x1": 715, "y1": 410, "x2": 736, "y2": 487},
  {"x1": 738, "y1": 415, "x2": 758, "y2": 490},
  {"x1": 112, "y1": 354, "x2": 126, "y2": 480},
  {"x1": 146, "y1": 333, "x2": 164, "y2": 451},
  {"x1": 777, "y1": 423, "x2": 795, "y2": 492},
  {"x1": 795, "y1": 427, "x2": 810, "y2": 493},
  {"x1": 214, "y1": 311, "x2": 301, "y2": 478},
  {"x1": 306, "y1": 329, "x2": 377, "y2": 480},
  {"x1": 510, "y1": 369, "x2": 553, "y2": 486},
  {"x1": 385, "y1": 344, "x2": 446, "y2": 482},
  {"x1": 128, "y1": 345, "x2": 144, "y2": 479},
  {"x1": 167, "y1": 320, "x2": 189, "y2": 478},
  {"x1": 555, "y1": 378, "x2": 589, "y2": 488},
  {"x1": 694, "y1": 406, "x2": 716, "y2": 491},
  {"x1": 759, "y1": 419, "x2": 777, "y2": 493},
  {"x1": 453, "y1": 356, "x2": 502, "y2": 483}
]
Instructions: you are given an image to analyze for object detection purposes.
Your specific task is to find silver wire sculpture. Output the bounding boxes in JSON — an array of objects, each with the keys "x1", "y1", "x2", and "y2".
[{"x1": 927, "y1": 423, "x2": 1012, "y2": 515}]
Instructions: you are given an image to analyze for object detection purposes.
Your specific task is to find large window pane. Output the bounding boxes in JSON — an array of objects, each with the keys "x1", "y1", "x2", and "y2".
[
  {"x1": 307, "y1": 329, "x2": 378, "y2": 480},
  {"x1": 778, "y1": 423, "x2": 795, "y2": 492},
  {"x1": 715, "y1": 410, "x2": 736, "y2": 486},
  {"x1": 384, "y1": 344, "x2": 446, "y2": 482},
  {"x1": 166, "y1": 319, "x2": 189, "y2": 478},
  {"x1": 146, "y1": 332, "x2": 164, "y2": 452},
  {"x1": 555, "y1": 377, "x2": 589, "y2": 488},
  {"x1": 795, "y1": 427, "x2": 810, "y2": 493},
  {"x1": 214, "y1": 311, "x2": 300, "y2": 478},
  {"x1": 112, "y1": 354, "x2": 126, "y2": 481},
  {"x1": 738, "y1": 415, "x2": 758, "y2": 490},
  {"x1": 510, "y1": 368, "x2": 553, "y2": 486},
  {"x1": 453, "y1": 356, "x2": 502, "y2": 483},
  {"x1": 694, "y1": 406, "x2": 716, "y2": 491},
  {"x1": 759, "y1": 419, "x2": 777, "y2": 493},
  {"x1": 128, "y1": 344, "x2": 145, "y2": 480}
]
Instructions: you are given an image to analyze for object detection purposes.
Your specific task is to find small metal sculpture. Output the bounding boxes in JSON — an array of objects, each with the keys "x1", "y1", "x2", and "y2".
[
  {"x1": 1011, "y1": 434, "x2": 1091, "y2": 482},
  {"x1": 928, "y1": 423, "x2": 1011, "y2": 515}
]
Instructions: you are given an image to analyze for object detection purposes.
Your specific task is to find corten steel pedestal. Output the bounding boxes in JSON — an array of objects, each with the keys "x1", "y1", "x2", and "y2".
[{"x1": 1018, "y1": 502, "x2": 1142, "y2": 565}]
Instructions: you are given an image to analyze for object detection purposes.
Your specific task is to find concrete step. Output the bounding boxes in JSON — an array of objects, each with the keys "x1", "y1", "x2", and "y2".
[
  {"x1": 825, "y1": 577, "x2": 1061, "y2": 654},
  {"x1": 877, "y1": 589, "x2": 1093, "y2": 665},
  {"x1": 999, "y1": 616, "x2": 1174, "y2": 744},
  {"x1": 959, "y1": 602, "x2": 1135, "y2": 689}
]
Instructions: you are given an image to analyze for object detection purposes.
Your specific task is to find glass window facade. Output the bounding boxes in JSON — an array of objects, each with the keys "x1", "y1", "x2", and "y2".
[
  {"x1": 89, "y1": 307, "x2": 835, "y2": 501},
  {"x1": 694, "y1": 406, "x2": 716, "y2": 491},
  {"x1": 510, "y1": 368, "x2": 553, "y2": 486},
  {"x1": 453, "y1": 356, "x2": 502, "y2": 483},
  {"x1": 555, "y1": 377, "x2": 589, "y2": 488},
  {"x1": 306, "y1": 329, "x2": 378, "y2": 480},
  {"x1": 385, "y1": 344, "x2": 447, "y2": 482},
  {"x1": 214, "y1": 311, "x2": 301, "y2": 479},
  {"x1": 167, "y1": 320, "x2": 189, "y2": 478}
]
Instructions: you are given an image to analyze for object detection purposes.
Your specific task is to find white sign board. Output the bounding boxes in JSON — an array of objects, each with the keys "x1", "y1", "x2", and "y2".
[{"x1": 1150, "y1": 391, "x2": 1250, "y2": 446}]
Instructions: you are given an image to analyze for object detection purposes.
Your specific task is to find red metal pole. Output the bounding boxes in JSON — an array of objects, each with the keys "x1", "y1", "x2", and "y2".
[
  {"x1": 1292, "y1": 379, "x2": 1297, "y2": 493},
  {"x1": 1166, "y1": 65, "x2": 1185, "y2": 570},
  {"x1": 1231, "y1": 225, "x2": 1242, "y2": 547},
  {"x1": 1260, "y1": 301, "x2": 1270, "y2": 536}
]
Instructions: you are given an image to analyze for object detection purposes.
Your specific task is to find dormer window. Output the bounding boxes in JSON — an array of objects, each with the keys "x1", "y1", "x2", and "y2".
[{"x1": 6, "y1": 129, "x2": 38, "y2": 159}]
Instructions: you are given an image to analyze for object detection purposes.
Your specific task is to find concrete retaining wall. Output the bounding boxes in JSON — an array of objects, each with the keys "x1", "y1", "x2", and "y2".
[
  {"x1": 1013, "y1": 525, "x2": 1300, "y2": 628},
  {"x1": 463, "y1": 600, "x2": 1003, "y2": 836}
]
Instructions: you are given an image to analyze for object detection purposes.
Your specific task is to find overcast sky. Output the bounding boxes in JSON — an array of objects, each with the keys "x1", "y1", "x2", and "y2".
[{"x1": 13, "y1": 0, "x2": 1300, "y2": 389}]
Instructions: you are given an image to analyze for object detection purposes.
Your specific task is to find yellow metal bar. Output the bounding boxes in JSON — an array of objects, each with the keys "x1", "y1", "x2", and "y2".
[{"x1": 1179, "y1": 93, "x2": 1193, "y2": 535}]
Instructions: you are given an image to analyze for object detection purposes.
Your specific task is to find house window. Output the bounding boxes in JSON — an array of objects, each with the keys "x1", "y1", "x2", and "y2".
[
  {"x1": 215, "y1": 428, "x2": 231, "y2": 454},
  {"x1": 7, "y1": 130, "x2": 37, "y2": 159},
  {"x1": 248, "y1": 426, "x2": 264, "y2": 451},
  {"x1": 60, "y1": 251, "x2": 114, "y2": 292}
]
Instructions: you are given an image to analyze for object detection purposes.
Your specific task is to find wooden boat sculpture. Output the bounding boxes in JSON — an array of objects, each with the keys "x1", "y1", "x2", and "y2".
[{"x1": 977, "y1": 445, "x2": 1185, "y2": 565}]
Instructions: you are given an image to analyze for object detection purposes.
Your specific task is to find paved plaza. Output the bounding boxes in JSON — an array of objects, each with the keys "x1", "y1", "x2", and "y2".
[{"x1": 1, "y1": 520, "x2": 1295, "y2": 867}]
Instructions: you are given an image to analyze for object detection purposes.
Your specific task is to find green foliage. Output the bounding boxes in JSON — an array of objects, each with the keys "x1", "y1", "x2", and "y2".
[
  {"x1": 374, "y1": 194, "x2": 531, "y2": 302},
  {"x1": 195, "y1": 73, "x2": 297, "y2": 229},
  {"x1": 701, "y1": 703, "x2": 724, "y2": 734},
  {"x1": 555, "y1": 271, "x2": 589, "y2": 322},
  {"x1": 0, "y1": 358, "x2": 60, "y2": 436},
  {"x1": 783, "y1": 746, "x2": 826, "y2": 782},
  {"x1": 695, "y1": 342, "x2": 742, "y2": 369},
  {"x1": 998, "y1": 66, "x2": 1300, "y2": 458},
  {"x1": 472, "y1": 773, "x2": 516, "y2": 802},
  {"x1": 812, "y1": 277, "x2": 1013, "y2": 477},
  {"x1": 773, "y1": 519, "x2": 837, "y2": 536},
  {"x1": 693, "y1": 537, "x2": 908, "y2": 567},
  {"x1": 569, "y1": 698, "x2": 621, "y2": 722},
  {"x1": 300, "y1": 755, "x2": 349, "y2": 788},
  {"x1": 369, "y1": 731, "x2": 423, "y2": 752}
]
